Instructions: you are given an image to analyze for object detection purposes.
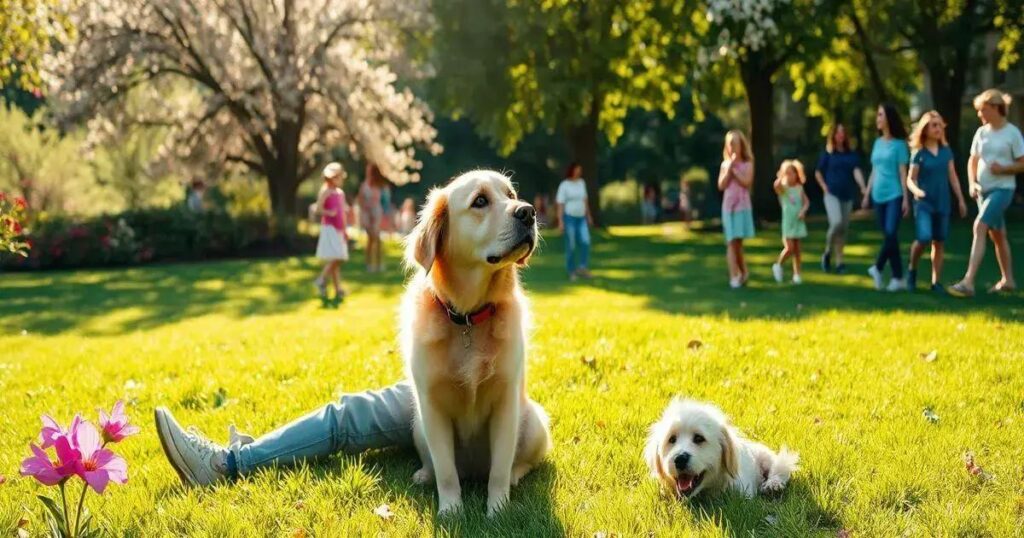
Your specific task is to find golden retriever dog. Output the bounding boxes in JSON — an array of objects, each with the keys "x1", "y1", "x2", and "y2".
[
  {"x1": 644, "y1": 399, "x2": 798, "y2": 499},
  {"x1": 402, "y1": 170, "x2": 551, "y2": 516}
]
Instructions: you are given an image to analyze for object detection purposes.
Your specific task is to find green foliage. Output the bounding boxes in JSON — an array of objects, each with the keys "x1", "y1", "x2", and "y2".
[
  {"x1": 598, "y1": 178, "x2": 641, "y2": 225},
  {"x1": 0, "y1": 0, "x2": 74, "y2": 90},
  {"x1": 430, "y1": 0, "x2": 693, "y2": 153},
  {"x1": 2, "y1": 206, "x2": 309, "y2": 270},
  {"x1": 0, "y1": 192, "x2": 29, "y2": 257}
]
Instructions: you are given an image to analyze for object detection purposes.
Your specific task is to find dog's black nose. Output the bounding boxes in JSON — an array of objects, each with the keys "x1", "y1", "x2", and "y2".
[
  {"x1": 514, "y1": 204, "x2": 536, "y2": 226},
  {"x1": 673, "y1": 453, "x2": 690, "y2": 471}
]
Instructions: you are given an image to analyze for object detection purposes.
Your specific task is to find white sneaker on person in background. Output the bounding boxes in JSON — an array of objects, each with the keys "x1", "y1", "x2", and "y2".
[
  {"x1": 772, "y1": 263, "x2": 784, "y2": 283},
  {"x1": 154, "y1": 407, "x2": 231, "y2": 487},
  {"x1": 887, "y1": 278, "x2": 907, "y2": 292},
  {"x1": 792, "y1": 273, "x2": 803, "y2": 285},
  {"x1": 867, "y1": 265, "x2": 883, "y2": 290},
  {"x1": 729, "y1": 276, "x2": 742, "y2": 289}
]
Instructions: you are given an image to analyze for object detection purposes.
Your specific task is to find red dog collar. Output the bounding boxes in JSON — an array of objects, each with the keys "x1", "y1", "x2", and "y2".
[{"x1": 434, "y1": 294, "x2": 497, "y2": 326}]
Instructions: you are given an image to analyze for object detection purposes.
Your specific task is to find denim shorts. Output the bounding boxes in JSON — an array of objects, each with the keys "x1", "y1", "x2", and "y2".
[
  {"x1": 978, "y1": 188, "x2": 1014, "y2": 230},
  {"x1": 914, "y1": 206, "x2": 949, "y2": 243}
]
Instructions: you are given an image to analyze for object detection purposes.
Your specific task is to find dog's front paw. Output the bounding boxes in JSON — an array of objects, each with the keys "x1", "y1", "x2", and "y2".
[
  {"x1": 486, "y1": 493, "x2": 509, "y2": 518},
  {"x1": 437, "y1": 496, "x2": 463, "y2": 517},
  {"x1": 760, "y1": 476, "x2": 786, "y2": 494},
  {"x1": 412, "y1": 467, "x2": 434, "y2": 485}
]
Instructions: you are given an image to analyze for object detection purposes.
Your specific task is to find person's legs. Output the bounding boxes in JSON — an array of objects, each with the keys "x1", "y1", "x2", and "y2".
[
  {"x1": 577, "y1": 221, "x2": 591, "y2": 271},
  {"x1": 791, "y1": 239, "x2": 802, "y2": 276},
  {"x1": 331, "y1": 261, "x2": 342, "y2": 296},
  {"x1": 834, "y1": 200, "x2": 852, "y2": 267},
  {"x1": 234, "y1": 383, "x2": 415, "y2": 476},
  {"x1": 776, "y1": 240, "x2": 791, "y2": 265},
  {"x1": 931, "y1": 241, "x2": 944, "y2": 286},
  {"x1": 823, "y1": 194, "x2": 841, "y2": 255},
  {"x1": 989, "y1": 228, "x2": 1016, "y2": 289},
  {"x1": 735, "y1": 239, "x2": 748, "y2": 280},
  {"x1": 726, "y1": 241, "x2": 739, "y2": 281},
  {"x1": 879, "y1": 198, "x2": 904, "y2": 279},
  {"x1": 960, "y1": 218, "x2": 990, "y2": 289},
  {"x1": 564, "y1": 216, "x2": 578, "y2": 275}
]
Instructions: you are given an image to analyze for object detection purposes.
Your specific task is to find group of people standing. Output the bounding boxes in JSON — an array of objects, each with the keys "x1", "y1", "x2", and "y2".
[{"x1": 718, "y1": 88, "x2": 1022, "y2": 295}]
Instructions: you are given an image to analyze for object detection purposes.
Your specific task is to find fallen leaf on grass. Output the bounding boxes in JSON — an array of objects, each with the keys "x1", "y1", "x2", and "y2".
[
  {"x1": 837, "y1": 530, "x2": 852, "y2": 538},
  {"x1": 813, "y1": 417, "x2": 824, "y2": 426},
  {"x1": 922, "y1": 407, "x2": 940, "y2": 423},
  {"x1": 596, "y1": 420, "x2": 606, "y2": 429},
  {"x1": 572, "y1": 436, "x2": 581, "y2": 444},
  {"x1": 687, "y1": 339, "x2": 703, "y2": 351},
  {"x1": 213, "y1": 387, "x2": 229, "y2": 408},
  {"x1": 581, "y1": 355, "x2": 596, "y2": 367},
  {"x1": 764, "y1": 514, "x2": 778, "y2": 526},
  {"x1": 920, "y1": 350, "x2": 938, "y2": 362},
  {"x1": 17, "y1": 516, "x2": 29, "y2": 528},
  {"x1": 963, "y1": 451, "x2": 994, "y2": 481},
  {"x1": 0, "y1": 474, "x2": 5, "y2": 485},
  {"x1": 288, "y1": 529, "x2": 307, "y2": 538},
  {"x1": 374, "y1": 503, "x2": 395, "y2": 520},
  {"x1": 809, "y1": 371, "x2": 821, "y2": 383}
]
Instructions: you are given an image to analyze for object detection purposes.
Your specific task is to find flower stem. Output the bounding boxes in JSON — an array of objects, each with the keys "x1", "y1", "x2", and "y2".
[
  {"x1": 60, "y1": 481, "x2": 70, "y2": 536},
  {"x1": 73, "y1": 481, "x2": 88, "y2": 538}
]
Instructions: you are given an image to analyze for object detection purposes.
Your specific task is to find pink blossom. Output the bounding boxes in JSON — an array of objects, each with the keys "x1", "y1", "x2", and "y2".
[
  {"x1": 20, "y1": 437, "x2": 80, "y2": 486},
  {"x1": 39, "y1": 414, "x2": 83, "y2": 449},
  {"x1": 99, "y1": 400, "x2": 140, "y2": 443},
  {"x1": 71, "y1": 421, "x2": 127, "y2": 494}
]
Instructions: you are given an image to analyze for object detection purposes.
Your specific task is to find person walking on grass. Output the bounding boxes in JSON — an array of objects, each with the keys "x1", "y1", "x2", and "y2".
[
  {"x1": 718, "y1": 130, "x2": 755, "y2": 289},
  {"x1": 772, "y1": 160, "x2": 810, "y2": 284},
  {"x1": 314, "y1": 163, "x2": 350, "y2": 307},
  {"x1": 905, "y1": 111, "x2": 968, "y2": 293},
  {"x1": 862, "y1": 103, "x2": 911, "y2": 292},
  {"x1": 556, "y1": 161, "x2": 593, "y2": 281},
  {"x1": 359, "y1": 162, "x2": 387, "y2": 273},
  {"x1": 949, "y1": 89, "x2": 1024, "y2": 297},
  {"x1": 815, "y1": 123, "x2": 866, "y2": 274}
]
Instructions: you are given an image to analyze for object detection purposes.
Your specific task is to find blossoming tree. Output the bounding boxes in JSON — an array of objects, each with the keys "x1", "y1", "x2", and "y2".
[{"x1": 46, "y1": 0, "x2": 440, "y2": 216}]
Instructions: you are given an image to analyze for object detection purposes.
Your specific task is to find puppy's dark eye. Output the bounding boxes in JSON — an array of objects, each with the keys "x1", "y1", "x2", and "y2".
[
  {"x1": 471, "y1": 195, "x2": 488, "y2": 208},
  {"x1": 693, "y1": 434, "x2": 705, "y2": 444},
  {"x1": 667, "y1": 435, "x2": 677, "y2": 444}
]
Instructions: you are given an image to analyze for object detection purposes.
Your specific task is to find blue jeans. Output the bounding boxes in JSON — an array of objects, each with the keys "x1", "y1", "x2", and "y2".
[
  {"x1": 232, "y1": 383, "x2": 414, "y2": 476},
  {"x1": 874, "y1": 196, "x2": 904, "y2": 279},
  {"x1": 563, "y1": 215, "x2": 591, "y2": 274}
]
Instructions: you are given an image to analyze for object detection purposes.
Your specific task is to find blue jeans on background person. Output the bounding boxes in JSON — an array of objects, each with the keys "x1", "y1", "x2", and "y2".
[
  {"x1": 874, "y1": 196, "x2": 904, "y2": 279},
  {"x1": 563, "y1": 214, "x2": 591, "y2": 274},
  {"x1": 231, "y1": 383, "x2": 414, "y2": 476}
]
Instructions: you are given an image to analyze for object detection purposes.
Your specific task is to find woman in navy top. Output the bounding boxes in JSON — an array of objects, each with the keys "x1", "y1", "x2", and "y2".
[
  {"x1": 814, "y1": 123, "x2": 866, "y2": 273},
  {"x1": 906, "y1": 111, "x2": 967, "y2": 292}
]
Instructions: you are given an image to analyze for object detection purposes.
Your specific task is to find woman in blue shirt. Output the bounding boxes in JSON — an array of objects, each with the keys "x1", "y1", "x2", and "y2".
[
  {"x1": 905, "y1": 111, "x2": 967, "y2": 292},
  {"x1": 814, "y1": 123, "x2": 866, "y2": 274},
  {"x1": 862, "y1": 103, "x2": 910, "y2": 291}
]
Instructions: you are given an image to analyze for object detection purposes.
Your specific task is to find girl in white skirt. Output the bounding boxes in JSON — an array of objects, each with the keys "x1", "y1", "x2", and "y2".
[{"x1": 315, "y1": 163, "x2": 350, "y2": 307}]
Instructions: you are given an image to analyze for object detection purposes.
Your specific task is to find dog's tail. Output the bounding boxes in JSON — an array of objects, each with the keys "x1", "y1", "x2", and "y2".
[{"x1": 771, "y1": 446, "x2": 800, "y2": 482}]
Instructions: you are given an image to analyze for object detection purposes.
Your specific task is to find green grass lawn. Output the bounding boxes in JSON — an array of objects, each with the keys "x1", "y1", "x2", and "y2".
[{"x1": 2, "y1": 217, "x2": 1023, "y2": 537}]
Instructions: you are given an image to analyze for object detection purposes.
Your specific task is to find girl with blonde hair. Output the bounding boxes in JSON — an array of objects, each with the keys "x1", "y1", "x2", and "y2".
[
  {"x1": 772, "y1": 160, "x2": 810, "y2": 284},
  {"x1": 717, "y1": 130, "x2": 755, "y2": 288},
  {"x1": 950, "y1": 89, "x2": 1024, "y2": 296},
  {"x1": 905, "y1": 111, "x2": 967, "y2": 292},
  {"x1": 314, "y1": 163, "x2": 350, "y2": 307}
]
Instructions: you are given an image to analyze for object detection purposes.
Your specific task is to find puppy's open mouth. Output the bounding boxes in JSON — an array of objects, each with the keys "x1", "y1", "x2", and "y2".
[
  {"x1": 486, "y1": 235, "x2": 535, "y2": 265},
  {"x1": 675, "y1": 471, "x2": 705, "y2": 497}
]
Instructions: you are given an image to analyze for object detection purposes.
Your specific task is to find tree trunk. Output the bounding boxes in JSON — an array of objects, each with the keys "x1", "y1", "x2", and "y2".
[
  {"x1": 740, "y1": 60, "x2": 779, "y2": 220},
  {"x1": 565, "y1": 102, "x2": 602, "y2": 225},
  {"x1": 924, "y1": 50, "x2": 969, "y2": 172},
  {"x1": 265, "y1": 121, "x2": 303, "y2": 218}
]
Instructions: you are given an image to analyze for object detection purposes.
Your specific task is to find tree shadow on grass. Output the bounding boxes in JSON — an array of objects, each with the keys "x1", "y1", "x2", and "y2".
[
  {"x1": 0, "y1": 252, "x2": 406, "y2": 336},
  {"x1": 524, "y1": 218, "x2": 1024, "y2": 322}
]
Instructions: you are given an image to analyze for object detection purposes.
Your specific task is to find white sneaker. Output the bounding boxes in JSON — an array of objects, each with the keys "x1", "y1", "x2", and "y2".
[
  {"x1": 867, "y1": 265, "x2": 883, "y2": 290},
  {"x1": 792, "y1": 274, "x2": 803, "y2": 285},
  {"x1": 729, "y1": 276, "x2": 742, "y2": 289},
  {"x1": 772, "y1": 263, "x2": 784, "y2": 283},
  {"x1": 154, "y1": 407, "x2": 230, "y2": 487},
  {"x1": 314, "y1": 277, "x2": 327, "y2": 298},
  {"x1": 887, "y1": 278, "x2": 907, "y2": 292}
]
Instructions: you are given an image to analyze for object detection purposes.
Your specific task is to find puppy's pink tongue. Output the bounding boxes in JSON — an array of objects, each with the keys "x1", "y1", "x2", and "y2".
[{"x1": 676, "y1": 475, "x2": 694, "y2": 493}]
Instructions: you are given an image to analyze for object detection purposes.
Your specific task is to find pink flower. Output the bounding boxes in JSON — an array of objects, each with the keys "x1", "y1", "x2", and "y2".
[
  {"x1": 70, "y1": 421, "x2": 127, "y2": 494},
  {"x1": 99, "y1": 400, "x2": 140, "y2": 443},
  {"x1": 20, "y1": 437, "x2": 80, "y2": 486},
  {"x1": 39, "y1": 414, "x2": 83, "y2": 449}
]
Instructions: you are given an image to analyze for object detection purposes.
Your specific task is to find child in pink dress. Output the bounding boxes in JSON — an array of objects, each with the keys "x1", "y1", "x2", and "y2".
[{"x1": 315, "y1": 163, "x2": 350, "y2": 307}]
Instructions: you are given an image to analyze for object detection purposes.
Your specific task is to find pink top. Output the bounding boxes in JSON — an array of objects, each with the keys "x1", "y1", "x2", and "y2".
[
  {"x1": 721, "y1": 161, "x2": 753, "y2": 213},
  {"x1": 322, "y1": 188, "x2": 347, "y2": 233}
]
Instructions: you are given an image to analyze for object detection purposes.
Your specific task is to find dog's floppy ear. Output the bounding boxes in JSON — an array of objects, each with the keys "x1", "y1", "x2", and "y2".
[
  {"x1": 406, "y1": 187, "x2": 448, "y2": 273},
  {"x1": 644, "y1": 423, "x2": 674, "y2": 493},
  {"x1": 720, "y1": 425, "x2": 739, "y2": 479}
]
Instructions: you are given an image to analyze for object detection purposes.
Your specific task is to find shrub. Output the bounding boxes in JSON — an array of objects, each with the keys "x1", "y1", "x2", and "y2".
[
  {"x1": 599, "y1": 179, "x2": 642, "y2": 225},
  {"x1": 1, "y1": 206, "x2": 312, "y2": 270}
]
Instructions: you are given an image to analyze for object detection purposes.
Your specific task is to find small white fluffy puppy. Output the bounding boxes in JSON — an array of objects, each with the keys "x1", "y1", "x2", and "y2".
[{"x1": 644, "y1": 399, "x2": 799, "y2": 499}]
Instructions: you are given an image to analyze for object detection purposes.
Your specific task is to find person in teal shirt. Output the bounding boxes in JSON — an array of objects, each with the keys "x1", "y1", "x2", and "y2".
[
  {"x1": 862, "y1": 103, "x2": 910, "y2": 292},
  {"x1": 905, "y1": 111, "x2": 968, "y2": 292}
]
